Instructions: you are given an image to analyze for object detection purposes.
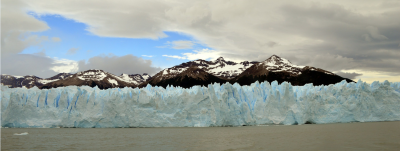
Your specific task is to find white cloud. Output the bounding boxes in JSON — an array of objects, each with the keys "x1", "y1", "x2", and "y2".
[
  {"x1": 162, "y1": 55, "x2": 187, "y2": 60},
  {"x1": 50, "y1": 58, "x2": 79, "y2": 73},
  {"x1": 142, "y1": 55, "x2": 153, "y2": 57},
  {"x1": 171, "y1": 40, "x2": 194, "y2": 49},
  {"x1": 52, "y1": 37, "x2": 61, "y2": 42},
  {"x1": 181, "y1": 49, "x2": 222, "y2": 61},
  {"x1": 340, "y1": 70, "x2": 400, "y2": 84},
  {"x1": 162, "y1": 48, "x2": 227, "y2": 61},
  {"x1": 156, "y1": 40, "x2": 195, "y2": 49}
]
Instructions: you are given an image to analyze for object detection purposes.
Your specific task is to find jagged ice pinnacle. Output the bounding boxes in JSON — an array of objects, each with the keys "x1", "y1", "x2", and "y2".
[{"x1": 1, "y1": 80, "x2": 400, "y2": 128}]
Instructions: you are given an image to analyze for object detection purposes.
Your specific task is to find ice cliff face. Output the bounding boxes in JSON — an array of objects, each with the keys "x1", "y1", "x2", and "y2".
[{"x1": 1, "y1": 80, "x2": 400, "y2": 128}]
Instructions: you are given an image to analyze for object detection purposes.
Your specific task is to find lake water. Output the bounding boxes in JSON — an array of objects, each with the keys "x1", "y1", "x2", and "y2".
[{"x1": 2, "y1": 121, "x2": 400, "y2": 151}]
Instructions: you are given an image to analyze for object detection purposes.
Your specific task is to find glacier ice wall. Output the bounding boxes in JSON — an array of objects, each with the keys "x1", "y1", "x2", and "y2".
[{"x1": 1, "y1": 80, "x2": 400, "y2": 128}]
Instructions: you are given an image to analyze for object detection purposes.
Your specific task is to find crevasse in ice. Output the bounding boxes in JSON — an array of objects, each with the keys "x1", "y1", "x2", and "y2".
[{"x1": 1, "y1": 80, "x2": 400, "y2": 128}]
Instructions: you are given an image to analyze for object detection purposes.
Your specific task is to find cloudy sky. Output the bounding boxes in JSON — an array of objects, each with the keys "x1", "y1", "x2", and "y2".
[{"x1": 2, "y1": 0, "x2": 400, "y2": 83}]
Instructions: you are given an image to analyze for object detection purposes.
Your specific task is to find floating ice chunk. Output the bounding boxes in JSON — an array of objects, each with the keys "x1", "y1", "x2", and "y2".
[{"x1": 14, "y1": 132, "x2": 29, "y2": 135}]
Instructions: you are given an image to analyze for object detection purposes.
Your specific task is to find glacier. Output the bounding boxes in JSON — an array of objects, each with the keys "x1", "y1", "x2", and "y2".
[{"x1": 1, "y1": 80, "x2": 400, "y2": 128}]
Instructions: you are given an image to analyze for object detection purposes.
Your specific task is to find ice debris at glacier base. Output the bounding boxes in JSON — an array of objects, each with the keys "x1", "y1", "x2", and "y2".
[{"x1": 1, "y1": 80, "x2": 400, "y2": 128}]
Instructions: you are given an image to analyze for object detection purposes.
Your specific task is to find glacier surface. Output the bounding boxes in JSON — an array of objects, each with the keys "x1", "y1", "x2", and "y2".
[{"x1": 1, "y1": 80, "x2": 400, "y2": 128}]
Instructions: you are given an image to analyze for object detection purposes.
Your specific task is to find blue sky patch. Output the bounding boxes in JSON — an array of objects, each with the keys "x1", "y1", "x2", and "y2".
[{"x1": 22, "y1": 14, "x2": 212, "y2": 68}]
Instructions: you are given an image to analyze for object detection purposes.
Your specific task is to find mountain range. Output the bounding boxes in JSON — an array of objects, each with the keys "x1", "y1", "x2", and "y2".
[
  {"x1": 1, "y1": 71, "x2": 151, "y2": 89},
  {"x1": 1, "y1": 55, "x2": 353, "y2": 89}
]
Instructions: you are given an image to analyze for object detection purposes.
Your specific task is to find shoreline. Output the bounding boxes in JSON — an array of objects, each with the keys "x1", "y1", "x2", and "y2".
[{"x1": 2, "y1": 120, "x2": 400, "y2": 129}]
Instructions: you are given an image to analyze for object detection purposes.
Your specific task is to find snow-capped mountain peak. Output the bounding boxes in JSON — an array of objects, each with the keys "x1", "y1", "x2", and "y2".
[
  {"x1": 259, "y1": 55, "x2": 305, "y2": 75},
  {"x1": 263, "y1": 55, "x2": 292, "y2": 66},
  {"x1": 119, "y1": 73, "x2": 135, "y2": 84},
  {"x1": 152, "y1": 57, "x2": 259, "y2": 81},
  {"x1": 76, "y1": 69, "x2": 152, "y2": 85},
  {"x1": 76, "y1": 69, "x2": 108, "y2": 81},
  {"x1": 214, "y1": 57, "x2": 225, "y2": 63},
  {"x1": 141, "y1": 73, "x2": 151, "y2": 81}
]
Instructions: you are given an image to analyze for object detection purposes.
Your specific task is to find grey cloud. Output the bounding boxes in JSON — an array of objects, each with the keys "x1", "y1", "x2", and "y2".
[
  {"x1": 2, "y1": 0, "x2": 49, "y2": 32},
  {"x1": 78, "y1": 54, "x2": 162, "y2": 75},
  {"x1": 1, "y1": 1, "x2": 74, "y2": 78},
  {"x1": 1, "y1": 0, "x2": 50, "y2": 56},
  {"x1": 335, "y1": 71, "x2": 363, "y2": 80},
  {"x1": 1, "y1": 32, "x2": 49, "y2": 57},
  {"x1": 19, "y1": 0, "x2": 400, "y2": 79},
  {"x1": 381, "y1": 0, "x2": 400, "y2": 8},
  {"x1": 258, "y1": 41, "x2": 278, "y2": 48},
  {"x1": 26, "y1": 0, "x2": 169, "y2": 39},
  {"x1": 366, "y1": 26, "x2": 388, "y2": 40},
  {"x1": 267, "y1": 41, "x2": 277, "y2": 47},
  {"x1": 269, "y1": 3, "x2": 400, "y2": 75},
  {"x1": 362, "y1": 34, "x2": 371, "y2": 42},
  {"x1": 1, "y1": 54, "x2": 60, "y2": 78},
  {"x1": 253, "y1": 53, "x2": 359, "y2": 72},
  {"x1": 66, "y1": 48, "x2": 79, "y2": 55}
]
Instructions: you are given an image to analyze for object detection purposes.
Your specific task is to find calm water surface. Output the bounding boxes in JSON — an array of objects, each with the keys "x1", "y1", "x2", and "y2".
[{"x1": 2, "y1": 122, "x2": 400, "y2": 151}]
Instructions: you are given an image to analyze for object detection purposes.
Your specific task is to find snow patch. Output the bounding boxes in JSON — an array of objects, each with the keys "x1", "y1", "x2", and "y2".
[
  {"x1": 108, "y1": 78, "x2": 118, "y2": 86},
  {"x1": 77, "y1": 70, "x2": 107, "y2": 81},
  {"x1": 13, "y1": 76, "x2": 24, "y2": 79},
  {"x1": 142, "y1": 75, "x2": 150, "y2": 81},
  {"x1": 116, "y1": 74, "x2": 139, "y2": 85},
  {"x1": 38, "y1": 79, "x2": 59, "y2": 84}
]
